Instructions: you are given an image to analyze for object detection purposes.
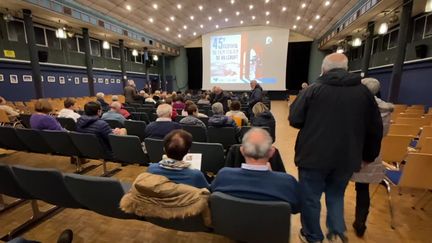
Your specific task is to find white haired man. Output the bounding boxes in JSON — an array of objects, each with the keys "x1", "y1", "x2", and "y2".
[
  {"x1": 289, "y1": 53, "x2": 383, "y2": 242},
  {"x1": 96, "y1": 92, "x2": 109, "y2": 112},
  {"x1": 101, "y1": 101, "x2": 127, "y2": 125},
  {"x1": 124, "y1": 79, "x2": 142, "y2": 104},
  {"x1": 208, "y1": 102, "x2": 237, "y2": 128},
  {"x1": 248, "y1": 80, "x2": 263, "y2": 112},
  {"x1": 145, "y1": 104, "x2": 181, "y2": 139},
  {"x1": 211, "y1": 128, "x2": 299, "y2": 212}
]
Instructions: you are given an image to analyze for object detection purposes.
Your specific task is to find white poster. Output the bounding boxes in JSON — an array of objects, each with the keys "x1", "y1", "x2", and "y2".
[{"x1": 210, "y1": 34, "x2": 242, "y2": 84}]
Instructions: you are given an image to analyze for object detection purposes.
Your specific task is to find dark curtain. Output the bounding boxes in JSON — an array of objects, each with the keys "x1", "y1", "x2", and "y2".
[
  {"x1": 286, "y1": 41, "x2": 312, "y2": 90},
  {"x1": 186, "y1": 47, "x2": 203, "y2": 90}
]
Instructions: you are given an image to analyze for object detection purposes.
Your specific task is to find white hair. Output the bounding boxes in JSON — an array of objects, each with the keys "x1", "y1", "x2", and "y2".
[
  {"x1": 212, "y1": 102, "x2": 224, "y2": 115},
  {"x1": 242, "y1": 128, "x2": 273, "y2": 160},
  {"x1": 361, "y1": 78, "x2": 380, "y2": 95},
  {"x1": 110, "y1": 101, "x2": 121, "y2": 110},
  {"x1": 96, "y1": 92, "x2": 104, "y2": 99},
  {"x1": 111, "y1": 95, "x2": 119, "y2": 101},
  {"x1": 322, "y1": 55, "x2": 348, "y2": 72},
  {"x1": 156, "y1": 104, "x2": 172, "y2": 118},
  {"x1": 127, "y1": 80, "x2": 135, "y2": 86}
]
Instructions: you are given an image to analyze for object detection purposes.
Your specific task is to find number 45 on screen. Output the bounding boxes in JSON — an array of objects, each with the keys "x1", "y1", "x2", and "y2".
[{"x1": 212, "y1": 38, "x2": 225, "y2": 49}]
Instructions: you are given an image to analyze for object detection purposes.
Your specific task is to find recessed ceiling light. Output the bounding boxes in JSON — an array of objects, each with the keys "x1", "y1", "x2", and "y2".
[
  {"x1": 293, "y1": 25, "x2": 297, "y2": 29},
  {"x1": 148, "y1": 17, "x2": 154, "y2": 23},
  {"x1": 152, "y1": 3, "x2": 158, "y2": 9},
  {"x1": 240, "y1": 20, "x2": 244, "y2": 24},
  {"x1": 200, "y1": 24, "x2": 204, "y2": 28},
  {"x1": 236, "y1": 11, "x2": 240, "y2": 16},
  {"x1": 265, "y1": 0, "x2": 270, "y2": 3},
  {"x1": 218, "y1": 8, "x2": 222, "y2": 13},
  {"x1": 216, "y1": 25, "x2": 219, "y2": 29},
  {"x1": 265, "y1": 11, "x2": 270, "y2": 16},
  {"x1": 325, "y1": 1, "x2": 331, "y2": 6},
  {"x1": 177, "y1": 4, "x2": 182, "y2": 9},
  {"x1": 193, "y1": 32, "x2": 197, "y2": 36},
  {"x1": 170, "y1": 16, "x2": 175, "y2": 21},
  {"x1": 266, "y1": 20, "x2": 270, "y2": 24},
  {"x1": 301, "y1": 3, "x2": 306, "y2": 8},
  {"x1": 282, "y1": 6, "x2": 287, "y2": 12},
  {"x1": 177, "y1": 34, "x2": 181, "y2": 38},
  {"x1": 252, "y1": 15, "x2": 256, "y2": 20},
  {"x1": 126, "y1": 4, "x2": 132, "y2": 11},
  {"x1": 315, "y1": 15, "x2": 320, "y2": 20},
  {"x1": 308, "y1": 25, "x2": 313, "y2": 29},
  {"x1": 208, "y1": 16, "x2": 212, "y2": 21},
  {"x1": 231, "y1": 0, "x2": 235, "y2": 4},
  {"x1": 165, "y1": 27, "x2": 170, "y2": 31},
  {"x1": 296, "y1": 16, "x2": 301, "y2": 20},
  {"x1": 183, "y1": 25, "x2": 188, "y2": 29},
  {"x1": 225, "y1": 18, "x2": 229, "y2": 22},
  {"x1": 198, "y1": 5, "x2": 203, "y2": 10},
  {"x1": 249, "y1": 5, "x2": 254, "y2": 10},
  {"x1": 190, "y1": 15, "x2": 194, "y2": 20}
]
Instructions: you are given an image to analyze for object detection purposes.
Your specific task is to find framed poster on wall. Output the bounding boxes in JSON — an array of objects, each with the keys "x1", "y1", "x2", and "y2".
[
  {"x1": 116, "y1": 79, "x2": 121, "y2": 84},
  {"x1": 104, "y1": 78, "x2": 109, "y2": 84},
  {"x1": 59, "y1": 77, "x2": 65, "y2": 84},
  {"x1": 47, "y1": 76, "x2": 55, "y2": 83},
  {"x1": 110, "y1": 78, "x2": 115, "y2": 83},
  {"x1": 0, "y1": 74, "x2": 4, "y2": 82},
  {"x1": 98, "y1": 78, "x2": 103, "y2": 83},
  {"x1": 82, "y1": 77, "x2": 88, "y2": 83},
  {"x1": 23, "y1": 75, "x2": 32, "y2": 82},
  {"x1": 10, "y1": 75, "x2": 18, "y2": 84},
  {"x1": 74, "y1": 77, "x2": 80, "y2": 84}
]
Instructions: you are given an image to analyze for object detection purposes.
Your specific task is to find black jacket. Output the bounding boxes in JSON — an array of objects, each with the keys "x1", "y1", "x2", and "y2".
[
  {"x1": 249, "y1": 85, "x2": 263, "y2": 108},
  {"x1": 211, "y1": 92, "x2": 230, "y2": 113},
  {"x1": 251, "y1": 111, "x2": 276, "y2": 142},
  {"x1": 289, "y1": 69, "x2": 383, "y2": 172}
]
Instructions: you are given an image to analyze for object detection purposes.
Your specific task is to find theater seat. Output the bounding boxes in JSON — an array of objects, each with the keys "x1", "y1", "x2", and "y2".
[{"x1": 109, "y1": 134, "x2": 149, "y2": 165}]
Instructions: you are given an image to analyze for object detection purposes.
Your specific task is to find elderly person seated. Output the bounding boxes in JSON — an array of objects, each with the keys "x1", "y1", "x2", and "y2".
[
  {"x1": 96, "y1": 92, "x2": 109, "y2": 112},
  {"x1": 181, "y1": 100, "x2": 208, "y2": 118},
  {"x1": 124, "y1": 80, "x2": 142, "y2": 104},
  {"x1": 111, "y1": 95, "x2": 130, "y2": 118},
  {"x1": 226, "y1": 100, "x2": 248, "y2": 126},
  {"x1": 145, "y1": 104, "x2": 181, "y2": 139},
  {"x1": 208, "y1": 102, "x2": 237, "y2": 128},
  {"x1": 58, "y1": 98, "x2": 81, "y2": 122},
  {"x1": 101, "y1": 101, "x2": 127, "y2": 125},
  {"x1": 147, "y1": 130, "x2": 209, "y2": 188},
  {"x1": 197, "y1": 94, "x2": 210, "y2": 105},
  {"x1": 251, "y1": 102, "x2": 276, "y2": 142},
  {"x1": 30, "y1": 99, "x2": 63, "y2": 131},
  {"x1": 211, "y1": 128, "x2": 299, "y2": 213},
  {"x1": 179, "y1": 104, "x2": 206, "y2": 129},
  {"x1": 0, "y1": 96, "x2": 19, "y2": 119}
]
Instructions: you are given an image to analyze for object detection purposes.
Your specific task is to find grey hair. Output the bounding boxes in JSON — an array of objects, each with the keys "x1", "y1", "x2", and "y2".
[
  {"x1": 110, "y1": 101, "x2": 121, "y2": 109},
  {"x1": 96, "y1": 92, "x2": 104, "y2": 99},
  {"x1": 111, "y1": 95, "x2": 119, "y2": 101},
  {"x1": 242, "y1": 128, "x2": 273, "y2": 160},
  {"x1": 156, "y1": 104, "x2": 172, "y2": 118},
  {"x1": 127, "y1": 80, "x2": 135, "y2": 86},
  {"x1": 361, "y1": 78, "x2": 380, "y2": 95},
  {"x1": 322, "y1": 55, "x2": 348, "y2": 72},
  {"x1": 212, "y1": 102, "x2": 224, "y2": 115}
]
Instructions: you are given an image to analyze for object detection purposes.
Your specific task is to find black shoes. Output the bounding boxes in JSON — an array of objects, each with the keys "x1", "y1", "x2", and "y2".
[
  {"x1": 57, "y1": 229, "x2": 73, "y2": 243},
  {"x1": 352, "y1": 222, "x2": 367, "y2": 237}
]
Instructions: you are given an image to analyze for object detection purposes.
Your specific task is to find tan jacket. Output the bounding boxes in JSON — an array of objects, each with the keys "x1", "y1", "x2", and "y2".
[{"x1": 120, "y1": 173, "x2": 211, "y2": 225}]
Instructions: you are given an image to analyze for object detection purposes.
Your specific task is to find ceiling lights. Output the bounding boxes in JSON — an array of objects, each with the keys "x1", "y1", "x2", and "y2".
[
  {"x1": 296, "y1": 16, "x2": 301, "y2": 20},
  {"x1": 426, "y1": 0, "x2": 432, "y2": 12},
  {"x1": 218, "y1": 8, "x2": 223, "y2": 13},
  {"x1": 351, "y1": 37, "x2": 362, "y2": 47},
  {"x1": 266, "y1": 20, "x2": 270, "y2": 25},
  {"x1": 55, "y1": 27, "x2": 67, "y2": 39},
  {"x1": 170, "y1": 16, "x2": 175, "y2": 21},
  {"x1": 198, "y1": 5, "x2": 203, "y2": 10},
  {"x1": 378, "y1": 22, "x2": 388, "y2": 35},
  {"x1": 225, "y1": 18, "x2": 229, "y2": 22},
  {"x1": 183, "y1": 25, "x2": 187, "y2": 29},
  {"x1": 102, "y1": 40, "x2": 110, "y2": 50},
  {"x1": 266, "y1": 11, "x2": 270, "y2": 16},
  {"x1": 282, "y1": 6, "x2": 287, "y2": 12},
  {"x1": 193, "y1": 32, "x2": 196, "y2": 36},
  {"x1": 308, "y1": 25, "x2": 313, "y2": 29},
  {"x1": 252, "y1": 16, "x2": 256, "y2": 20},
  {"x1": 148, "y1": 17, "x2": 154, "y2": 23},
  {"x1": 177, "y1": 34, "x2": 182, "y2": 38},
  {"x1": 216, "y1": 25, "x2": 219, "y2": 29},
  {"x1": 293, "y1": 25, "x2": 297, "y2": 29},
  {"x1": 190, "y1": 16, "x2": 194, "y2": 20},
  {"x1": 325, "y1": 1, "x2": 331, "y2": 6},
  {"x1": 153, "y1": 55, "x2": 158, "y2": 61},
  {"x1": 231, "y1": 0, "x2": 235, "y2": 4},
  {"x1": 125, "y1": 4, "x2": 132, "y2": 11},
  {"x1": 236, "y1": 11, "x2": 240, "y2": 16},
  {"x1": 208, "y1": 16, "x2": 212, "y2": 21},
  {"x1": 249, "y1": 5, "x2": 254, "y2": 10},
  {"x1": 176, "y1": 4, "x2": 182, "y2": 9},
  {"x1": 301, "y1": 3, "x2": 306, "y2": 8},
  {"x1": 265, "y1": 0, "x2": 270, "y2": 3},
  {"x1": 165, "y1": 27, "x2": 170, "y2": 32},
  {"x1": 315, "y1": 15, "x2": 320, "y2": 20},
  {"x1": 200, "y1": 24, "x2": 204, "y2": 28},
  {"x1": 240, "y1": 20, "x2": 244, "y2": 24},
  {"x1": 132, "y1": 49, "x2": 138, "y2": 56},
  {"x1": 152, "y1": 3, "x2": 158, "y2": 9}
]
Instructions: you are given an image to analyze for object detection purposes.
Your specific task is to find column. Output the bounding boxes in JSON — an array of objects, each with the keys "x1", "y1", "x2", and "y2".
[
  {"x1": 361, "y1": 22, "x2": 375, "y2": 77},
  {"x1": 119, "y1": 39, "x2": 127, "y2": 87},
  {"x1": 82, "y1": 28, "x2": 95, "y2": 96},
  {"x1": 23, "y1": 9, "x2": 43, "y2": 98},
  {"x1": 388, "y1": 0, "x2": 413, "y2": 102}
]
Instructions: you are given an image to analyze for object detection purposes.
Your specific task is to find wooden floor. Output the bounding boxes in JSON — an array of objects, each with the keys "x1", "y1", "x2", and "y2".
[{"x1": 1, "y1": 101, "x2": 432, "y2": 243}]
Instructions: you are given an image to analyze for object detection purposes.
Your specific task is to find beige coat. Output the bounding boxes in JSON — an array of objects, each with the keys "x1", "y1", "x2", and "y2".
[{"x1": 351, "y1": 97, "x2": 393, "y2": 184}]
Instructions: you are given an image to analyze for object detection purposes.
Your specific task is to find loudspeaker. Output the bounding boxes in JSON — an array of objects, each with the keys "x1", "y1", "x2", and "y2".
[
  {"x1": 415, "y1": 45, "x2": 428, "y2": 59},
  {"x1": 38, "y1": 51, "x2": 48, "y2": 62}
]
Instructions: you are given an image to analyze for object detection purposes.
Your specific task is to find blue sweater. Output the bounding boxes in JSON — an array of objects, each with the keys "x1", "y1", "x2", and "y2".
[
  {"x1": 145, "y1": 121, "x2": 181, "y2": 139},
  {"x1": 76, "y1": 115, "x2": 113, "y2": 156},
  {"x1": 211, "y1": 167, "x2": 300, "y2": 213},
  {"x1": 147, "y1": 163, "x2": 209, "y2": 189}
]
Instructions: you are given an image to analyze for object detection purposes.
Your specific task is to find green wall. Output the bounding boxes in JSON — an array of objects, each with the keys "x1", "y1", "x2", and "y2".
[{"x1": 307, "y1": 40, "x2": 327, "y2": 83}]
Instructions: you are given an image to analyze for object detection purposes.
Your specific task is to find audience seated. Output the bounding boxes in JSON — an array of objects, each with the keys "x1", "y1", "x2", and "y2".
[
  {"x1": 226, "y1": 100, "x2": 248, "y2": 125},
  {"x1": 96, "y1": 92, "x2": 109, "y2": 112},
  {"x1": 147, "y1": 130, "x2": 209, "y2": 188},
  {"x1": 144, "y1": 93, "x2": 156, "y2": 104},
  {"x1": 124, "y1": 80, "x2": 142, "y2": 104},
  {"x1": 210, "y1": 86, "x2": 229, "y2": 113},
  {"x1": 145, "y1": 104, "x2": 181, "y2": 139},
  {"x1": 179, "y1": 104, "x2": 206, "y2": 129},
  {"x1": 30, "y1": 99, "x2": 63, "y2": 131},
  {"x1": 101, "y1": 102, "x2": 127, "y2": 125},
  {"x1": 111, "y1": 95, "x2": 130, "y2": 118},
  {"x1": 58, "y1": 98, "x2": 81, "y2": 122},
  {"x1": 172, "y1": 95, "x2": 186, "y2": 110},
  {"x1": 208, "y1": 102, "x2": 237, "y2": 128},
  {"x1": 197, "y1": 94, "x2": 210, "y2": 105},
  {"x1": 251, "y1": 102, "x2": 276, "y2": 141},
  {"x1": 0, "y1": 96, "x2": 19, "y2": 119},
  {"x1": 164, "y1": 97, "x2": 179, "y2": 120},
  {"x1": 211, "y1": 128, "x2": 299, "y2": 213},
  {"x1": 181, "y1": 100, "x2": 208, "y2": 118}
]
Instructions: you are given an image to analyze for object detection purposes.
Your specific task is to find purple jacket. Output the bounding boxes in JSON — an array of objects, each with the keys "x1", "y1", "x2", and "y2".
[{"x1": 30, "y1": 114, "x2": 63, "y2": 131}]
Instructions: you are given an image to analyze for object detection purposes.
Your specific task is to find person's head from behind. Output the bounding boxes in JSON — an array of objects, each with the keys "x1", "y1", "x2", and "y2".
[
  {"x1": 111, "y1": 95, "x2": 119, "y2": 102},
  {"x1": 186, "y1": 104, "x2": 199, "y2": 116},
  {"x1": 241, "y1": 128, "x2": 275, "y2": 164},
  {"x1": 163, "y1": 129, "x2": 193, "y2": 161},
  {"x1": 110, "y1": 101, "x2": 122, "y2": 113},
  {"x1": 96, "y1": 92, "x2": 104, "y2": 100},
  {"x1": 361, "y1": 78, "x2": 380, "y2": 96},
  {"x1": 64, "y1": 98, "x2": 77, "y2": 110},
  {"x1": 212, "y1": 102, "x2": 224, "y2": 115},
  {"x1": 301, "y1": 82, "x2": 309, "y2": 89},
  {"x1": 156, "y1": 104, "x2": 172, "y2": 119},
  {"x1": 250, "y1": 80, "x2": 258, "y2": 90},
  {"x1": 0, "y1": 96, "x2": 6, "y2": 105},
  {"x1": 34, "y1": 99, "x2": 53, "y2": 114},
  {"x1": 184, "y1": 100, "x2": 194, "y2": 110},
  {"x1": 165, "y1": 96, "x2": 173, "y2": 105},
  {"x1": 174, "y1": 95, "x2": 184, "y2": 103},
  {"x1": 321, "y1": 53, "x2": 348, "y2": 74},
  {"x1": 127, "y1": 80, "x2": 136, "y2": 87},
  {"x1": 230, "y1": 100, "x2": 241, "y2": 111},
  {"x1": 252, "y1": 102, "x2": 269, "y2": 117},
  {"x1": 200, "y1": 94, "x2": 207, "y2": 100},
  {"x1": 84, "y1": 101, "x2": 102, "y2": 117}
]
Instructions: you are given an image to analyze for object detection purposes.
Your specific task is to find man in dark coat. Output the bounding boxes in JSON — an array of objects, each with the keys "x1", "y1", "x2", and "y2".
[
  {"x1": 210, "y1": 86, "x2": 230, "y2": 113},
  {"x1": 248, "y1": 80, "x2": 263, "y2": 109},
  {"x1": 289, "y1": 53, "x2": 383, "y2": 243}
]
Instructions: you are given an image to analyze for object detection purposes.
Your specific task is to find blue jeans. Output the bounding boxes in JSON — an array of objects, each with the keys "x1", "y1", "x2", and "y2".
[{"x1": 299, "y1": 168, "x2": 352, "y2": 242}]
